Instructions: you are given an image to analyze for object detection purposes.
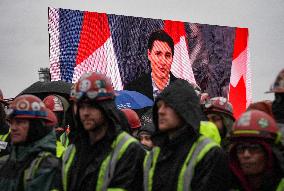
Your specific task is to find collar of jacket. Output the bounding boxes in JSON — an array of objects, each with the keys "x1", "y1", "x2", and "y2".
[{"x1": 154, "y1": 126, "x2": 198, "y2": 149}]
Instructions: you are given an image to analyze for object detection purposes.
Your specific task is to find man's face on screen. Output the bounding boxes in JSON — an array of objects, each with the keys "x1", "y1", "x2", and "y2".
[{"x1": 148, "y1": 40, "x2": 173, "y2": 90}]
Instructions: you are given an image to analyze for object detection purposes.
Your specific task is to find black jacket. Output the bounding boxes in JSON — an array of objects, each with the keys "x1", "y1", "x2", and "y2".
[
  {"x1": 68, "y1": 100, "x2": 146, "y2": 191},
  {"x1": 124, "y1": 72, "x2": 177, "y2": 101},
  {"x1": 151, "y1": 79, "x2": 230, "y2": 191}
]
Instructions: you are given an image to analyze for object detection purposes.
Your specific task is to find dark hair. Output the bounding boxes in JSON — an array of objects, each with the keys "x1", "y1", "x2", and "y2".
[
  {"x1": 147, "y1": 30, "x2": 174, "y2": 56},
  {"x1": 26, "y1": 119, "x2": 53, "y2": 143}
]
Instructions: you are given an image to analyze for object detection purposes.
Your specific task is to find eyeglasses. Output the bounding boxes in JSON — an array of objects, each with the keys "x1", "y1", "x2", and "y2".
[{"x1": 235, "y1": 143, "x2": 263, "y2": 154}]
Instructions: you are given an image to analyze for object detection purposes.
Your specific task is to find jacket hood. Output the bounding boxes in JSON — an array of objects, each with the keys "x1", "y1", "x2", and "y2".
[
  {"x1": 153, "y1": 79, "x2": 202, "y2": 132},
  {"x1": 10, "y1": 130, "x2": 57, "y2": 161}
]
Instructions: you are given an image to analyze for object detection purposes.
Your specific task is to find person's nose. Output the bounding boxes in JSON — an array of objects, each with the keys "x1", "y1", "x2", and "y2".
[
  {"x1": 10, "y1": 123, "x2": 18, "y2": 132},
  {"x1": 242, "y1": 149, "x2": 252, "y2": 157},
  {"x1": 158, "y1": 104, "x2": 166, "y2": 115}
]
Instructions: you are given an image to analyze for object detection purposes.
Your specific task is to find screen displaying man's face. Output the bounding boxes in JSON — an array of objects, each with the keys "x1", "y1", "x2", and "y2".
[{"x1": 148, "y1": 40, "x2": 173, "y2": 91}]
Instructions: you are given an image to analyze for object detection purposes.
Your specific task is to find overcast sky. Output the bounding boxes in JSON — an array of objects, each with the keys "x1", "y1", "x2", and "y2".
[{"x1": 0, "y1": 0, "x2": 283, "y2": 101}]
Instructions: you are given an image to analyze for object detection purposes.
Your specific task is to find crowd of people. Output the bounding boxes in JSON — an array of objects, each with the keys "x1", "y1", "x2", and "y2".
[{"x1": 0, "y1": 30, "x2": 283, "y2": 191}]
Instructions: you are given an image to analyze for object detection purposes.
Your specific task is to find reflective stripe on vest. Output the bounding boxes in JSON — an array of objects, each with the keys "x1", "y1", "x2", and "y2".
[
  {"x1": 56, "y1": 140, "x2": 66, "y2": 158},
  {"x1": 60, "y1": 132, "x2": 69, "y2": 148},
  {"x1": 0, "y1": 130, "x2": 10, "y2": 142},
  {"x1": 23, "y1": 152, "x2": 53, "y2": 189},
  {"x1": 276, "y1": 178, "x2": 284, "y2": 191},
  {"x1": 62, "y1": 144, "x2": 76, "y2": 191},
  {"x1": 178, "y1": 136, "x2": 218, "y2": 191},
  {"x1": 96, "y1": 132, "x2": 136, "y2": 191},
  {"x1": 62, "y1": 132, "x2": 136, "y2": 191},
  {"x1": 143, "y1": 136, "x2": 219, "y2": 191},
  {"x1": 143, "y1": 147, "x2": 160, "y2": 191}
]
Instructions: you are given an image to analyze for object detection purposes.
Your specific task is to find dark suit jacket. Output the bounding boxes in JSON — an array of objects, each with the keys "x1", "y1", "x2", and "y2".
[{"x1": 124, "y1": 72, "x2": 177, "y2": 101}]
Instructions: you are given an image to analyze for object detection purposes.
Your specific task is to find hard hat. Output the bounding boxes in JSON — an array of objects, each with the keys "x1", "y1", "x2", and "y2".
[
  {"x1": 45, "y1": 108, "x2": 58, "y2": 127},
  {"x1": 121, "y1": 108, "x2": 141, "y2": 129},
  {"x1": 204, "y1": 97, "x2": 234, "y2": 120},
  {"x1": 230, "y1": 110, "x2": 279, "y2": 142},
  {"x1": 8, "y1": 94, "x2": 49, "y2": 121},
  {"x1": 73, "y1": 72, "x2": 115, "y2": 102},
  {"x1": 43, "y1": 95, "x2": 64, "y2": 112}
]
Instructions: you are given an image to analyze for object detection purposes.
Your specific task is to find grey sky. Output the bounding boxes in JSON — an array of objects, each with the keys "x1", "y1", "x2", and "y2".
[{"x1": 0, "y1": 0, "x2": 283, "y2": 101}]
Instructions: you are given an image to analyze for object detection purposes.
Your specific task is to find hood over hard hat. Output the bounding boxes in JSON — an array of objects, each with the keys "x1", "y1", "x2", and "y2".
[{"x1": 153, "y1": 79, "x2": 203, "y2": 133}]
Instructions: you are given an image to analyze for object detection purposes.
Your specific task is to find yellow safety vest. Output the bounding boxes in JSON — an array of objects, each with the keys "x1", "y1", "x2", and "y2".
[
  {"x1": 0, "y1": 130, "x2": 10, "y2": 142},
  {"x1": 143, "y1": 136, "x2": 219, "y2": 191},
  {"x1": 56, "y1": 141, "x2": 65, "y2": 158},
  {"x1": 62, "y1": 131, "x2": 136, "y2": 191}
]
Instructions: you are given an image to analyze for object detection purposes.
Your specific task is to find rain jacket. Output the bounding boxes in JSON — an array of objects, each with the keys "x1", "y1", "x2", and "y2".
[
  {"x1": 144, "y1": 79, "x2": 230, "y2": 191},
  {"x1": 62, "y1": 100, "x2": 145, "y2": 191},
  {"x1": 0, "y1": 130, "x2": 61, "y2": 191}
]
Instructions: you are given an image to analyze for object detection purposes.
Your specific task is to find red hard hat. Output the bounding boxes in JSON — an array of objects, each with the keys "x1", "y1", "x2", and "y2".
[
  {"x1": 204, "y1": 97, "x2": 235, "y2": 120},
  {"x1": 45, "y1": 108, "x2": 58, "y2": 127},
  {"x1": 8, "y1": 94, "x2": 49, "y2": 121},
  {"x1": 43, "y1": 95, "x2": 64, "y2": 112},
  {"x1": 121, "y1": 108, "x2": 141, "y2": 129},
  {"x1": 73, "y1": 72, "x2": 115, "y2": 102},
  {"x1": 230, "y1": 110, "x2": 279, "y2": 141},
  {"x1": 247, "y1": 100, "x2": 273, "y2": 118}
]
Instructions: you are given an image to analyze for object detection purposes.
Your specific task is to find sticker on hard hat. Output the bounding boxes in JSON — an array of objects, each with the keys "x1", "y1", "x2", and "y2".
[
  {"x1": 0, "y1": 141, "x2": 8, "y2": 150},
  {"x1": 258, "y1": 118, "x2": 269, "y2": 128},
  {"x1": 53, "y1": 97, "x2": 64, "y2": 111},
  {"x1": 16, "y1": 99, "x2": 29, "y2": 110},
  {"x1": 237, "y1": 112, "x2": 251, "y2": 127},
  {"x1": 95, "y1": 80, "x2": 106, "y2": 88},
  {"x1": 31, "y1": 102, "x2": 41, "y2": 111},
  {"x1": 79, "y1": 80, "x2": 91, "y2": 92}
]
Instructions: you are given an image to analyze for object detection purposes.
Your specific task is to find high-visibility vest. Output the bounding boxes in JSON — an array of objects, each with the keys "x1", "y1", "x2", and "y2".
[
  {"x1": 0, "y1": 131, "x2": 9, "y2": 142},
  {"x1": 56, "y1": 141, "x2": 65, "y2": 158},
  {"x1": 60, "y1": 131, "x2": 70, "y2": 148},
  {"x1": 143, "y1": 136, "x2": 219, "y2": 191},
  {"x1": 62, "y1": 131, "x2": 137, "y2": 191},
  {"x1": 199, "y1": 121, "x2": 221, "y2": 145},
  {"x1": 23, "y1": 151, "x2": 60, "y2": 191},
  {"x1": 276, "y1": 178, "x2": 284, "y2": 191},
  {"x1": 0, "y1": 130, "x2": 10, "y2": 152}
]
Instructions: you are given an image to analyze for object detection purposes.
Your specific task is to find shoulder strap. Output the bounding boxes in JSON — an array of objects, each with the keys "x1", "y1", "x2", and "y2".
[
  {"x1": 143, "y1": 147, "x2": 160, "y2": 191},
  {"x1": 0, "y1": 129, "x2": 10, "y2": 142},
  {"x1": 96, "y1": 132, "x2": 137, "y2": 191},
  {"x1": 23, "y1": 151, "x2": 54, "y2": 189},
  {"x1": 178, "y1": 136, "x2": 219, "y2": 191},
  {"x1": 276, "y1": 178, "x2": 284, "y2": 191},
  {"x1": 62, "y1": 144, "x2": 76, "y2": 191}
]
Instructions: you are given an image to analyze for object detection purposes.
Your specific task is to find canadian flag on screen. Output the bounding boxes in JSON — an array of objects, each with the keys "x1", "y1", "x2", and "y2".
[
  {"x1": 229, "y1": 28, "x2": 251, "y2": 119},
  {"x1": 164, "y1": 20, "x2": 197, "y2": 85}
]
